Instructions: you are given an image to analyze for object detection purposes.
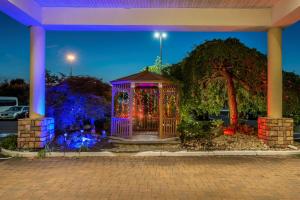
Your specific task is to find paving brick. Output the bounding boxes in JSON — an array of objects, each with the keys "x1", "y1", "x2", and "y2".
[{"x1": 0, "y1": 156, "x2": 299, "y2": 200}]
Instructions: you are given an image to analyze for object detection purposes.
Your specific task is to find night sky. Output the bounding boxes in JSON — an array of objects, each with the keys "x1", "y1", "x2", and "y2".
[{"x1": 0, "y1": 12, "x2": 299, "y2": 83}]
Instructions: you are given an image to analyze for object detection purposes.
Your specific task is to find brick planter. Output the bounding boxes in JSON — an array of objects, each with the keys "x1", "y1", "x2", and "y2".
[
  {"x1": 18, "y1": 117, "x2": 55, "y2": 149},
  {"x1": 258, "y1": 117, "x2": 293, "y2": 148}
]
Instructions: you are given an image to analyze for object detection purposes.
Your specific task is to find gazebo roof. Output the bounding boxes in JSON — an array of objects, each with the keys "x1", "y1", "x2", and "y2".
[{"x1": 111, "y1": 70, "x2": 171, "y2": 84}]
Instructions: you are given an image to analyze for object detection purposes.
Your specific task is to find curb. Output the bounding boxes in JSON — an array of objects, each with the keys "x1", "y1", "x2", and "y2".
[
  {"x1": 1, "y1": 148, "x2": 300, "y2": 158},
  {"x1": 134, "y1": 150, "x2": 300, "y2": 157},
  {"x1": 109, "y1": 136, "x2": 180, "y2": 145},
  {"x1": 0, "y1": 148, "x2": 115, "y2": 158}
]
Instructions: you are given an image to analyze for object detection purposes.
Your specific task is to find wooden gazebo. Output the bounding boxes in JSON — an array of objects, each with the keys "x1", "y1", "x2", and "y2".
[{"x1": 110, "y1": 70, "x2": 179, "y2": 139}]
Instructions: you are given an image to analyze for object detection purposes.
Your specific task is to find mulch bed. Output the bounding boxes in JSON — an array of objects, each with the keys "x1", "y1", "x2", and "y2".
[
  {"x1": 48, "y1": 137, "x2": 115, "y2": 152},
  {"x1": 182, "y1": 133, "x2": 299, "y2": 151}
]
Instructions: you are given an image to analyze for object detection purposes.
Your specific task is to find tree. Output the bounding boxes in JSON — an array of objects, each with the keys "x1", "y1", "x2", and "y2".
[
  {"x1": 0, "y1": 79, "x2": 29, "y2": 105},
  {"x1": 46, "y1": 74, "x2": 111, "y2": 132},
  {"x1": 46, "y1": 70, "x2": 65, "y2": 86},
  {"x1": 283, "y1": 71, "x2": 300, "y2": 125},
  {"x1": 164, "y1": 38, "x2": 267, "y2": 127},
  {"x1": 142, "y1": 56, "x2": 169, "y2": 74}
]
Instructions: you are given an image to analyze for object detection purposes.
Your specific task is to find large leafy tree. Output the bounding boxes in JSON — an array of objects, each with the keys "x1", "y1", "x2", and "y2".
[{"x1": 164, "y1": 38, "x2": 267, "y2": 127}]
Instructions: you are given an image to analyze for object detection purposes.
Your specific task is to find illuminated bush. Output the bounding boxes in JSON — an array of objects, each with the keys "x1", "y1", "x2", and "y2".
[{"x1": 46, "y1": 75, "x2": 111, "y2": 132}]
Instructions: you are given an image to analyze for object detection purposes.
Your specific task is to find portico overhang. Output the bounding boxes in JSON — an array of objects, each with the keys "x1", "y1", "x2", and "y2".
[
  {"x1": 1, "y1": 0, "x2": 298, "y2": 148},
  {"x1": 0, "y1": 0, "x2": 300, "y2": 31}
]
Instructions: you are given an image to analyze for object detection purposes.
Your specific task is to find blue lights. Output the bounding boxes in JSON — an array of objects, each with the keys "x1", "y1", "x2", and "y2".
[
  {"x1": 46, "y1": 80, "x2": 111, "y2": 132},
  {"x1": 57, "y1": 131, "x2": 100, "y2": 150}
]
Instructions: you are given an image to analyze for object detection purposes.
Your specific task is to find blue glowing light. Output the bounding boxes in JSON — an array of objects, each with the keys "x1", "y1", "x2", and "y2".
[
  {"x1": 57, "y1": 131, "x2": 100, "y2": 150},
  {"x1": 46, "y1": 81, "x2": 111, "y2": 132}
]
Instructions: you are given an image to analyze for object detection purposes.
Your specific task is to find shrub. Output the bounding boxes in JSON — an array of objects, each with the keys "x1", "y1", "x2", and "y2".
[
  {"x1": 211, "y1": 119, "x2": 224, "y2": 128},
  {"x1": 178, "y1": 120, "x2": 212, "y2": 142},
  {"x1": 37, "y1": 149, "x2": 46, "y2": 159},
  {"x1": 46, "y1": 76, "x2": 111, "y2": 132},
  {"x1": 0, "y1": 135, "x2": 17, "y2": 150},
  {"x1": 178, "y1": 119, "x2": 225, "y2": 143}
]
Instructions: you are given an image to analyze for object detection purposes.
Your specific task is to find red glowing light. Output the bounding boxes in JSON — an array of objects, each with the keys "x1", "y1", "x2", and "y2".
[{"x1": 223, "y1": 127, "x2": 235, "y2": 136}]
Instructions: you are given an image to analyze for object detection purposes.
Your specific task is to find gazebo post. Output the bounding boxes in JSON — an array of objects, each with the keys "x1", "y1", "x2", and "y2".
[
  {"x1": 158, "y1": 83, "x2": 163, "y2": 138},
  {"x1": 128, "y1": 82, "x2": 135, "y2": 137},
  {"x1": 111, "y1": 85, "x2": 115, "y2": 136}
]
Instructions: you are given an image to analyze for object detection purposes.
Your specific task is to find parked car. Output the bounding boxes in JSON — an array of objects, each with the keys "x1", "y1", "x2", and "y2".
[
  {"x1": 209, "y1": 109, "x2": 230, "y2": 122},
  {"x1": 0, "y1": 106, "x2": 29, "y2": 120},
  {"x1": 0, "y1": 96, "x2": 18, "y2": 112}
]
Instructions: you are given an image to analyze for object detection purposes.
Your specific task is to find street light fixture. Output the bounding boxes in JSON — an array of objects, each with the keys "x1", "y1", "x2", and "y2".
[
  {"x1": 154, "y1": 32, "x2": 167, "y2": 65},
  {"x1": 65, "y1": 53, "x2": 76, "y2": 76}
]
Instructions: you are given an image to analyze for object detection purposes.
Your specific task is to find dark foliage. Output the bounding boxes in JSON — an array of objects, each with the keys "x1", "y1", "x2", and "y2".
[
  {"x1": 0, "y1": 79, "x2": 29, "y2": 105},
  {"x1": 283, "y1": 71, "x2": 300, "y2": 125},
  {"x1": 46, "y1": 72, "x2": 111, "y2": 132},
  {"x1": 0, "y1": 135, "x2": 18, "y2": 150},
  {"x1": 164, "y1": 38, "x2": 300, "y2": 127},
  {"x1": 178, "y1": 120, "x2": 212, "y2": 142}
]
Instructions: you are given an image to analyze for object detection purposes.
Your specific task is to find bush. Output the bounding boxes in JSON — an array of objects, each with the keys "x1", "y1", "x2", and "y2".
[
  {"x1": 46, "y1": 76, "x2": 111, "y2": 133},
  {"x1": 178, "y1": 120, "x2": 212, "y2": 142},
  {"x1": 0, "y1": 135, "x2": 17, "y2": 150},
  {"x1": 178, "y1": 119, "x2": 225, "y2": 143},
  {"x1": 37, "y1": 149, "x2": 46, "y2": 159}
]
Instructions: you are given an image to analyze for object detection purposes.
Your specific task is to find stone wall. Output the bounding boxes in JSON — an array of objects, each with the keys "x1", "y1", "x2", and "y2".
[
  {"x1": 18, "y1": 118, "x2": 54, "y2": 149},
  {"x1": 258, "y1": 117, "x2": 293, "y2": 148}
]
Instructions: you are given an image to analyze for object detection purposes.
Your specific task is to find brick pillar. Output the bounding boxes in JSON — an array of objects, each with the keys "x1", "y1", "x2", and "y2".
[
  {"x1": 258, "y1": 117, "x2": 293, "y2": 148},
  {"x1": 18, "y1": 117, "x2": 54, "y2": 149}
]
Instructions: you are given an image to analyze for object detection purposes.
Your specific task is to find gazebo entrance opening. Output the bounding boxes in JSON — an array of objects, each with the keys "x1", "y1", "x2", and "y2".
[
  {"x1": 133, "y1": 85, "x2": 159, "y2": 136},
  {"x1": 111, "y1": 70, "x2": 179, "y2": 139}
]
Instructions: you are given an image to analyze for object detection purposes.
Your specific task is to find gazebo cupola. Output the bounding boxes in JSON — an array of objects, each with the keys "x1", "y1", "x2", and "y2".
[{"x1": 110, "y1": 70, "x2": 179, "y2": 139}]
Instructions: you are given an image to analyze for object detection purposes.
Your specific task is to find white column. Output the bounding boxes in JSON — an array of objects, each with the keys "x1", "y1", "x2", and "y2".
[
  {"x1": 267, "y1": 27, "x2": 283, "y2": 118},
  {"x1": 29, "y1": 26, "x2": 45, "y2": 119}
]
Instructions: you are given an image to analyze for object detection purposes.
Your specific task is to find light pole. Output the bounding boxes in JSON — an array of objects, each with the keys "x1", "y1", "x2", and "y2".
[
  {"x1": 154, "y1": 32, "x2": 167, "y2": 65},
  {"x1": 66, "y1": 53, "x2": 76, "y2": 76}
]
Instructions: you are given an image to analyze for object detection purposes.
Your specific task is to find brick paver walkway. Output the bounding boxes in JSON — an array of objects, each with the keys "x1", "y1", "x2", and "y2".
[{"x1": 0, "y1": 156, "x2": 299, "y2": 200}]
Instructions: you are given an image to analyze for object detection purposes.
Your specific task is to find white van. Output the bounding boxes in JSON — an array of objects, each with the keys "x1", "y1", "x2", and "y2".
[{"x1": 0, "y1": 97, "x2": 19, "y2": 112}]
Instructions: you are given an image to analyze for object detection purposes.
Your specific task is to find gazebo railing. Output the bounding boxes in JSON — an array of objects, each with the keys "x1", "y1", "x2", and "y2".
[
  {"x1": 111, "y1": 117, "x2": 131, "y2": 138},
  {"x1": 162, "y1": 117, "x2": 178, "y2": 138},
  {"x1": 133, "y1": 116, "x2": 159, "y2": 132}
]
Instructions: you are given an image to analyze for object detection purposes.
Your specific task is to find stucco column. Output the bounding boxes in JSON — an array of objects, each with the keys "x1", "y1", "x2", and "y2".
[
  {"x1": 267, "y1": 27, "x2": 282, "y2": 118},
  {"x1": 29, "y1": 26, "x2": 45, "y2": 119}
]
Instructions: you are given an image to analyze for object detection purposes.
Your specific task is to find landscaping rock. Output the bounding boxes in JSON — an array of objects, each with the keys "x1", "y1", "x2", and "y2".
[{"x1": 183, "y1": 133, "x2": 273, "y2": 151}]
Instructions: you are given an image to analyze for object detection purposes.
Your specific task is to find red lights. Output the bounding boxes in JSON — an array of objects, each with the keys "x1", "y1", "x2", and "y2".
[{"x1": 223, "y1": 127, "x2": 235, "y2": 136}]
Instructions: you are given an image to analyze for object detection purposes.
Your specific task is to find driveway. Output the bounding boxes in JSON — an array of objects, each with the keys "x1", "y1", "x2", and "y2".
[
  {"x1": 0, "y1": 156, "x2": 299, "y2": 200},
  {"x1": 0, "y1": 121, "x2": 17, "y2": 138}
]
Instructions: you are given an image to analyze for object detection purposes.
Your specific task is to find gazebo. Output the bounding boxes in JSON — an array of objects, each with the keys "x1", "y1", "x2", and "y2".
[{"x1": 110, "y1": 70, "x2": 179, "y2": 139}]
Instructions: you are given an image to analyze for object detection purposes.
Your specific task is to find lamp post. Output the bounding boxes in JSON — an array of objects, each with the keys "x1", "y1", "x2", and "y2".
[
  {"x1": 154, "y1": 32, "x2": 167, "y2": 65},
  {"x1": 66, "y1": 53, "x2": 76, "y2": 76}
]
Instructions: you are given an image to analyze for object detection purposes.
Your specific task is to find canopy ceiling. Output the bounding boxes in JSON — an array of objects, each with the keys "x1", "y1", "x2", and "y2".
[
  {"x1": 0, "y1": 0, "x2": 299, "y2": 31},
  {"x1": 34, "y1": 0, "x2": 280, "y2": 8}
]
